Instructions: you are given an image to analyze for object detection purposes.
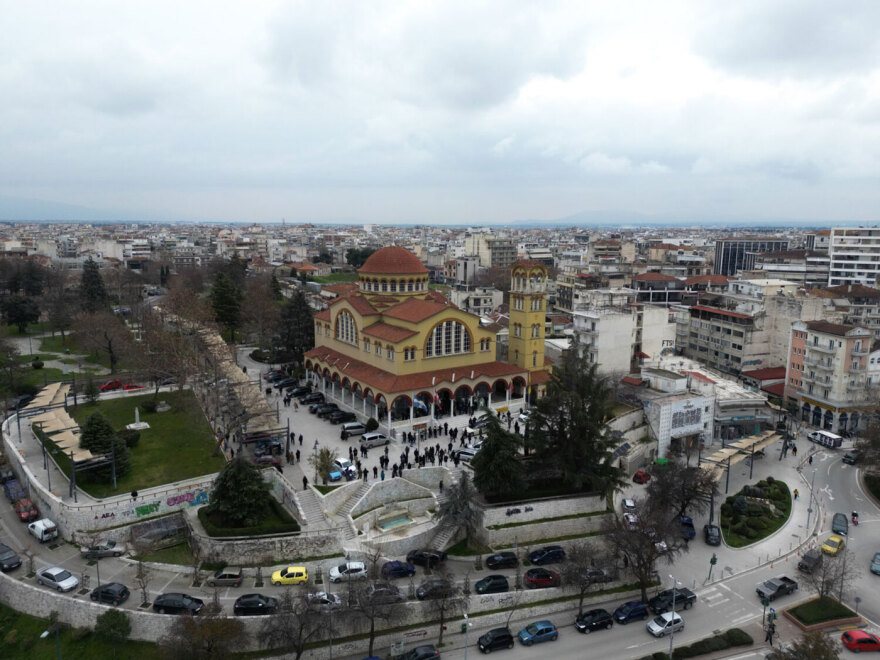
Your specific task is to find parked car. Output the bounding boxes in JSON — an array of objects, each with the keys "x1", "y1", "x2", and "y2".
[
  {"x1": 288, "y1": 385, "x2": 311, "y2": 397},
  {"x1": 574, "y1": 608, "x2": 613, "y2": 633},
  {"x1": 254, "y1": 440, "x2": 283, "y2": 457},
  {"x1": 485, "y1": 551, "x2": 518, "y2": 570},
  {"x1": 381, "y1": 560, "x2": 416, "y2": 579},
  {"x1": 832, "y1": 512, "x2": 849, "y2": 536},
  {"x1": 309, "y1": 401, "x2": 330, "y2": 414},
  {"x1": 90, "y1": 582, "x2": 130, "y2": 606},
  {"x1": 0, "y1": 543, "x2": 22, "y2": 572},
  {"x1": 253, "y1": 455, "x2": 282, "y2": 468},
  {"x1": 329, "y1": 561, "x2": 368, "y2": 583},
  {"x1": 517, "y1": 620, "x2": 558, "y2": 645},
  {"x1": 3, "y1": 478, "x2": 26, "y2": 502},
  {"x1": 475, "y1": 574, "x2": 509, "y2": 594},
  {"x1": 307, "y1": 591, "x2": 343, "y2": 611},
  {"x1": 360, "y1": 432, "x2": 391, "y2": 448},
  {"x1": 622, "y1": 498, "x2": 636, "y2": 513},
  {"x1": 263, "y1": 370, "x2": 284, "y2": 381},
  {"x1": 362, "y1": 582, "x2": 404, "y2": 604},
  {"x1": 680, "y1": 515, "x2": 696, "y2": 540},
  {"x1": 821, "y1": 535, "x2": 845, "y2": 556},
  {"x1": 274, "y1": 378, "x2": 297, "y2": 390},
  {"x1": 271, "y1": 566, "x2": 308, "y2": 585},
  {"x1": 613, "y1": 600, "x2": 648, "y2": 624},
  {"x1": 407, "y1": 548, "x2": 447, "y2": 568},
  {"x1": 798, "y1": 548, "x2": 823, "y2": 574},
  {"x1": 524, "y1": 568, "x2": 559, "y2": 589},
  {"x1": 331, "y1": 458, "x2": 356, "y2": 479},
  {"x1": 206, "y1": 567, "x2": 243, "y2": 587},
  {"x1": 100, "y1": 379, "x2": 123, "y2": 392},
  {"x1": 122, "y1": 383, "x2": 143, "y2": 391},
  {"x1": 329, "y1": 410, "x2": 357, "y2": 424},
  {"x1": 478, "y1": 627, "x2": 515, "y2": 653},
  {"x1": 27, "y1": 518, "x2": 58, "y2": 543},
  {"x1": 81, "y1": 540, "x2": 126, "y2": 559},
  {"x1": 632, "y1": 470, "x2": 651, "y2": 484},
  {"x1": 153, "y1": 592, "x2": 204, "y2": 615},
  {"x1": 314, "y1": 403, "x2": 340, "y2": 418},
  {"x1": 13, "y1": 498, "x2": 39, "y2": 522},
  {"x1": 842, "y1": 450, "x2": 862, "y2": 465},
  {"x1": 401, "y1": 645, "x2": 439, "y2": 660},
  {"x1": 842, "y1": 630, "x2": 880, "y2": 653},
  {"x1": 416, "y1": 578, "x2": 454, "y2": 600},
  {"x1": 582, "y1": 567, "x2": 614, "y2": 583},
  {"x1": 871, "y1": 552, "x2": 880, "y2": 576},
  {"x1": 36, "y1": 566, "x2": 79, "y2": 592},
  {"x1": 529, "y1": 545, "x2": 566, "y2": 565},
  {"x1": 703, "y1": 524, "x2": 721, "y2": 546},
  {"x1": 648, "y1": 588, "x2": 696, "y2": 614},
  {"x1": 756, "y1": 576, "x2": 798, "y2": 601},
  {"x1": 623, "y1": 513, "x2": 639, "y2": 530},
  {"x1": 234, "y1": 593, "x2": 277, "y2": 616},
  {"x1": 299, "y1": 392, "x2": 324, "y2": 405},
  {"x1": 647, "y1": 612, "x2": 684, "y2": 637}
]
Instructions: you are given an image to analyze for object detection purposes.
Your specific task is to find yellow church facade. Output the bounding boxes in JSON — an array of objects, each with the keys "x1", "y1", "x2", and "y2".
[{"x1": 304, "y1": 247, "x2": 547, "y2": 431}]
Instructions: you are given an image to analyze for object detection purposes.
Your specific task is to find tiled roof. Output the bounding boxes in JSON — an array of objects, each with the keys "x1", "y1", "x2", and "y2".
[
  {"x1": 331, "y1": 293, "x2": 378, "y2": 316},
  {"x1": 825, "y1": 284, "x2": 880, "y2": 299},
  {"x1": 763, "y1": 382, "x2": 785, "y2": 396},
  {"x1": 621, "y1": 376, "x2": 645, "y2": 386},
  {"x1": 632, "y1": 272, "x2": 678, "y2": 282},
  {"x1": 691, "y1": 305, "x2": 751, "y2": 320},
  {"x1": 314, "y1": 309, "x2": 331, "y2": 321},
  {"x1": 685, "y1": 275, "x2": 730, "y2": 286},
  {"x1": 362, "y1": 322, "x2": 418, "y2": 343},
  {"x1": 304, "y1": 346, "x2": 527, "y2": 394},
  {"x1": 358, "y1": 246, "x2": 428, "y2": 275},
  {"x1": 805, "y1": 320, "x2": 859, "y2": 336},
  {"x1": 741, "y1": 367, "x2": 786, "y2": 380},
  {"x1": 382, "y1": 298, "x2": 453, "y2": 323},
  {"x1": 512, "y1": 259, "x2": 546, "y2": 270},
  {"x1": 530, "y1": 369, "x2": 551, "y2": 385}
]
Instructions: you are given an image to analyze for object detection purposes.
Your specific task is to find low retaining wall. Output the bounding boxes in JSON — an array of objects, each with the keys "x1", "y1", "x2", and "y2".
[
  {"x1": 479, "y1": 511, "x2": 611, "y2": 547},
  {"x1": 482, "y1": 492, "x2": 607, "y2": 528},
  {"x1": 350, "y1": 479, "x2": 433, "y2": 519}
]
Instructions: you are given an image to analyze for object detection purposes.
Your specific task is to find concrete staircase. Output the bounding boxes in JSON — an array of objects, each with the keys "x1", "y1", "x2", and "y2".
[
  {"x1": 428, "y1": 491, "x2": 459, "y2": 549},
  {"x1": 337, "y1": 481, "x2": 370, "y2": 517},
  {"x1": 295, "y1": 488, "x2": 329, "y2": 529}
]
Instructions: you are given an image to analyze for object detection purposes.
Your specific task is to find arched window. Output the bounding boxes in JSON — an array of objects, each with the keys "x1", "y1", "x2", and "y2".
[
  {"x1": 407, "y1": 279, "x2": 413, "y2": 292},
  {"x1": 425, "y1": 320, "x2": 472, "y2": 358},
  {"x1": 532, "y1": 351, "x2": 538, "y2": 367},
  {"x1": 390, "y1": 280, "x2": 397, "y2": 292},
  {"x1": 335, "y1": 310, "x2": 358, "y2": 346},
  {"x1": 381, "y1": 280, "x2": 388, "y2": 292}
]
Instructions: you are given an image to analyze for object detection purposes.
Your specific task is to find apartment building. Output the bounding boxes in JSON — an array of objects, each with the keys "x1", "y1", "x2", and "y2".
[
  {"x1": 573, "y1": 304, "x2": 675, "y2": 375},
  {"x1": 828, "y1": 227, "x2": 880, "y2": 287},
  {"x1": 713, "y1": 237, "x2": 789, "y2": 276},
  {"x1": 743, "y1": 250, "x2": 830, "y2": 288},
  {"x1": 446, "y1": 286, "x2": 503, "y2": 318},
  {"x1": 807, "y1": 284, "x2": 880, "y2": 339},
  {"x1": 785, "y1": 320, "x2": 873, "y2": 432},
  {"x1": 464, "y1": 233, "x2": 517, "y2": 269}
]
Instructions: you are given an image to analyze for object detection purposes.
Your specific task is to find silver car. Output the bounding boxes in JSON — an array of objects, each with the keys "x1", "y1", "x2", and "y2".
[
  {"x1": 80, "y1": 540, "x2": 126, "y2": 559},
  {"x1": 360, "y1": 433, "x2": 389, "y2": 449},
  {"x1": 646, "y1": 612, "x2": 684, "y2": 637},
  {"x1": 37, "y1": 566, "x2": 79, "y2": 592}
]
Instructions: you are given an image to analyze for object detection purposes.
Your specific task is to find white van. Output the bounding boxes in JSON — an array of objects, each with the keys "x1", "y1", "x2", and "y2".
[
  {"x1": 808, "y1": 430, "x2": 842, "y2": 448},
  {"x1": 28, "y1": 518, "x2": 58, "y2": 543},
  {"x1": 360, "y1": 432, "x2": 389, "y2": 449},
  {"x1": 341, "y1": 422, "x2": 366, "y2": 438}
]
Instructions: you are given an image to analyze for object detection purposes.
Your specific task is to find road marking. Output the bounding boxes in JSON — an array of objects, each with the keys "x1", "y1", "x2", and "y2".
[{"x1": 731, "y1": 612, "x2": 758, "y2": 626}]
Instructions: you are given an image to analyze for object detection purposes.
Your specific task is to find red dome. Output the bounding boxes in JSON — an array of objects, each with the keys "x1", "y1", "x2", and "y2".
[{"x1": 359, "y1": 247, "x2": 428, "y2": 275}]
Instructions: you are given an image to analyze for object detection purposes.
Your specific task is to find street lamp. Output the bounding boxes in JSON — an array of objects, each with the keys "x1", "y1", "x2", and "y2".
[
  {"x1": 40, "y1": 621, "x2": 61, "y2": 659},
  {"x1": 669, "y1": 575, "x2": 681, "y2": 658},
  {"x1": 313, "y1": 439, "x2": 319, "y2": 483},
  {"x1": 806, "y1": 468, "x2": 817, "y2": 530}
]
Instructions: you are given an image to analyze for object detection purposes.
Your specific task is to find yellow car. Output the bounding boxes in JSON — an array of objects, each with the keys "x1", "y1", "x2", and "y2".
[
  {"x1": 821, "y1": 535, "x2": 845, "y2": 556},
  {"x1": 271, "y1": 566, "x2": 308, "y2": 585}
]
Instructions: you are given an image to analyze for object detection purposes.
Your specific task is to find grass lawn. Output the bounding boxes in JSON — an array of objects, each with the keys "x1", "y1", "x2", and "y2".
[
  {"x1": 446, "y1": 538, "x2": 493, "y2": 556},
  {"x1": 135, "y1": 542, "x2": 195, "y2": 566},
  {"x1": 310, "y1": 272, "x2": 358, "y2": 283},
  {"x1": 789, "y1": 596, "x2": 855, "y2": 625},
  {"x1": 60, "y1": 390, "x2": 225, "y2": 498},
  {"x1": 0, "y1": 601, "x2": 159, "y2": 659},
  {"x1": 38, "y1": 333, "x2": 81, "y2": 353},
  {"x1": 866, "y1": 474, "x2": 880, "y2": 502}
]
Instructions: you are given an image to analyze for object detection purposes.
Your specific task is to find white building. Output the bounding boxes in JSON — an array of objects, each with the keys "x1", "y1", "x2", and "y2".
[{"x1": 828, "y1": 227, "x2": 880, "y2": 287}]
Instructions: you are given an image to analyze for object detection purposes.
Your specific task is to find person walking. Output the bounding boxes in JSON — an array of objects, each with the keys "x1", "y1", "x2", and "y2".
[
  {"x1": 793, "y1": 489, "x2": 799, "y2": 500},
  {"x1": 302, "y1": 476, "x2": 308, "y2": 490},
  {"x1": 373, "y1": 466, "x2": 378, "y2": 479},
  {"x1": 809, "y1": 454, "x2": 813, "y2": 465},
  {"x1": 295, "y1": 449, "x2": 300, "y2": 463},
  {"x1": 439, "y1": 479, "x2": 444, "y2": 493},
  {"x1": 380, "y1": 469, "x2": 385, "y2": 481}
]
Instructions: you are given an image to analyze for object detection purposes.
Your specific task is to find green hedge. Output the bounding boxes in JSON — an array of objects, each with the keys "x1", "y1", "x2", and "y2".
[
  {"x1": 790, "y1": 597, "x2": 855, "y2": 625},
  {"x1": 198, "y1": 498, "x2": 300, "y2": 537},
  {"x1": 638, "y1": 628, "x2": 753, "y2": 659}
]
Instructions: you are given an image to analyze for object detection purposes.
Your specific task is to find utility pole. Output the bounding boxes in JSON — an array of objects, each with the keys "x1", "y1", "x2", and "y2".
[{"x1": 806, "y1": 468, "x2": 817, "y2": 530}]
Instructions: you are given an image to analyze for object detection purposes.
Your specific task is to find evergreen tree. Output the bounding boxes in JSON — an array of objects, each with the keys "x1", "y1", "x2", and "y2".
[
  {"x1": 80, "y1": 412, "x2": 117, "y2": 453},
  {"x1": 2, "y1": 295, "x2": 40, "y2": 333},
  {"x1": 210, "y1": 273, "x2": 242, "y2": 338},
  {"x1": 270, "y1": 273, "x2": 282, "y2": 300},
  {"x1": 432, "y1": 473, "x2": 482, "y2": 547},
  {"x1": 470, "y1": 412, "x2": 524, "y2": 499},
  {"x1": 208, "y1": 458, "x2": 272, "y2": 527},
  {"x1": 277, "y1": 289, "x2": 314, "y2": 364},
  {"x1": 80, "y1": 257, "x2": 109, "y2": 313}
]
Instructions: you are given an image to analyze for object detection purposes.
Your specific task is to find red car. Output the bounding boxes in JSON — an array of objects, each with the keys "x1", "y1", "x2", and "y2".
[
  {"x1": 100, "y1": 379, "x2": 122, "y2": 392},
  {"x1": 842, "y1": 630, "x2": 880, "y2": 652},
  {"x1": 253, "y1": 455, "x2": 281, "y2": 468},
  {"x1": 524, "y1": 568, "x2": 560, "y2": 589},
  {"x1": 14, "y1": 498, "x2": 39, "y2": 522},
  {"x1": 633, "y1": 470, "x2": 651, "y2": 484},
  {"x1": 123, "y1": 383, "x2": 143, "y2": 391}
]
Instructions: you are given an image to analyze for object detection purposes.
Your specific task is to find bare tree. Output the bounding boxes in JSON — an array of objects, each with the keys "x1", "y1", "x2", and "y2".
[
  {"x1": 260, "y1": 590, "x2": 325, "y2": 660},
  {"x1": 644, "y1": 460, "x2": 718, "y2": 521},
  {"x1": 419, "y1": 569, "x2": 466, "y2": 647},
  {"x1": 559, "y1": 541, "x2": 615, "y2": 615},
  {"x1": 350, "y1": 579, "x2": 406, "y2": 657},
  {"x1": 131, "y1": 542, "x2": 155, "y2": 607},
  {"x1": 601, "y1": 504, "x2": 687, "y2": 603},
  {"x1": 73, "y1": 311, "x2": 133, "y2": 374},
  {"x1": 802, "y1": 550, "x2": 857, "y2": 601},
  {"x1": 241, "y1": 274, "x2": 281, "y2": 349},
  {"x1": 158, "y1": 609, "x2": 247, "y2": 660}
]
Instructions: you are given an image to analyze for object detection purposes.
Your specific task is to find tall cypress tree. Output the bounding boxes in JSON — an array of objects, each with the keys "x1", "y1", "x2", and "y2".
[
  {"x1": 80, "y1": 257, "x2": 109, "y2": 313},
  {"x1": 277, "y1": 289, "x2": 314, "y2": 364},
  {"x1": 210, "y1": 272, "x2": 242, "y2": 337}
]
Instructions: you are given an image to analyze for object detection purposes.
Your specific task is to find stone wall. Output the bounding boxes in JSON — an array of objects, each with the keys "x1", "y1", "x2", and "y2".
[
  {"x1": 481, "y1": 492, "x2": 607, "y2": 529},
  {"x1": 319, "y1": 480, "x2": 363, "y2": 513},
  {"x1": 262, "y1": 468, "x2": 307, "y2": 524},
  {"x1": 184, "y1": 508, "x2": 343, "y2": 564},
  {"x1": 398, "y1": 466, "x2": 448, "y2": 489},
  {"x1": 479, "y1": 511, "x2": 610, "y2": 547},
  {"x1": 349, "y1": 478, "x2": 433, "y2": 519}
]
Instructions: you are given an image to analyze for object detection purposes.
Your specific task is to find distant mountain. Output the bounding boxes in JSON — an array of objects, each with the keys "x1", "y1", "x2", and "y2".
[{"x1": 0, "y1": 195, "x2": 124, "y2": 222}]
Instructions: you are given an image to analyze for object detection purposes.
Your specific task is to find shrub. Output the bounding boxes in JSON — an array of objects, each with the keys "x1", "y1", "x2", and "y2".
[
  {"x1": 733, "y1": 496, "x2": 748, "y2": 515},
  {"x1": 141, "y1": 398, "x2": 158, "y2": 413},
  {"x1": 720, "y1": 503, "x2": 733, "y2": 518},
  {"x1": 365, "y1": 417, "x2": 379, "y2": 432},
  {"x1": 31, "y1": 359, "x2": 44, "y2": 370},
  {"x1": 732, "y1": 521, "x2": 749, "y2": 536},
  {"x1": 70, "y1": 626, "x2": 91, "y2": 641},
  {"x1": 746, "y1": 517, "x2": 767, "y2": 530},
  {"x1": 744, "y1": 527, "x2": 758, "y2": 539},
  {"x1": 766, "y1": 475, "x2": 775, "y2": 484},
  {"x1": 722, "y1": 628, "x2": 753, "y2": 645},
  {"x1": 117, "y1": 429, "x2": 140, "y2": 449},
  {"x1": 746, "y1": 503, "x2": 765, "y2": 516}
]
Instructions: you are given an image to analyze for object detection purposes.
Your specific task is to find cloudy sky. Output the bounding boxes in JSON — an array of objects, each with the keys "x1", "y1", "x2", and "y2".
[{"x1": 1, "y1": 0, "x2": 879, "y2": 225}]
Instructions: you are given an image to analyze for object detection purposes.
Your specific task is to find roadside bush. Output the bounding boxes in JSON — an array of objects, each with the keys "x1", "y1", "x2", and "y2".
[
  {"x1": 198, "y1": 497, "x2": 300, "y2": 537},
  {"x1": 365, "y1": 417, "x2": 379, "y2": 432},
  {"x1": 637, "y1": 627, "x2": 753, "y2": 660},
  {"x1": 746, "y1": 503, "x2": 765, "y2": 516},
  {"x1": 141, "y1": 398, "x2": 158, "y2": 413},
  {"x1": 766, "y1": 475, "x2": 775, "y2": 484},
  {"x1": 720, "y1": 503, "x2": 733, "y2": 518},
  {"x1": 31, "y1": 359, "x2": 44, "y2": 370},
  {"x1": 733, "y1": 496, "x2": 748, "y2": 515},
  {"x1": 746, "y1": 517, "x2": 768, "y2": 530},
  {"x1": 722, "y1": 628, "x2": 753, "y2": 645},
  {"x1": 117, "y1": 429, "x2": 140, "y2": 449}
]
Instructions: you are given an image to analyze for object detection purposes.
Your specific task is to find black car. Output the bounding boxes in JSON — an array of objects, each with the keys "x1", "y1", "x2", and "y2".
[
  {"x1": 315, "y1": 403, "x2": 340, "y2": 418},
  {"x1": 574, "y1": 608, "x2": 613, "y2": 633},
  {"x1": 274, "y1": 378, "x2": 297, "y2": 390},
  {"x1": 233, "y1": 593, "x2": 277, "y2": 616},
  {"x1": 478, "y1": 627, "x2": 515, "y2": 653},
  {"x1": 529, "y1": 545, "x2": 566, "y2": 565},
  {"x1": 402, "y1": 645, "x2": 440, "y2": 660},
  {"x1": 329, "y1": 410, "x2": 357, "y2": 424},
  {"x1": 90, "y1": 582, "x2": 130, "y2": 606},
  {"x1": 153, "y1": 593, "x2": 204, "y2": 615},
  {"x1": 475, "y1": 574, "x2": 509, "y2": 594},
  {"x1": 416, "y1": 578, "x2": 454, "y2": 600},
  {"x1": 0, "y1": 543, "x2": 22, "y2": 572},
  {"x1": 703, "y1": 524, "x2": 721, "y2": 546},
  {"x1": 407, "y1": 548, "x2": 447, "y2": 568},
  {"x1": 288, "y1": 385, "x2": 311, "y2": 397},
  {"x1": 362, "y1": 582, "x2": 404, "y2": 604},
  {"x1": 299, "y1": 392, "x2": 324, "y2": 405},
  {"x1": 485, "y1": 551, "x2": 518, "y2": 570}
]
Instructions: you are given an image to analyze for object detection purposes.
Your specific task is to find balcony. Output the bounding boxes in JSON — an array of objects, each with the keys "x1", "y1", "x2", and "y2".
[
  {"x1": 852, "y1": 347, "x2": 869, "y2": 356},
  {"x1": 849, "y1": 365, "x2": 865, "y2": 373},
  {"x1": 847, "y1": 381, "x2": 866, "y2": 391},
  {"x1": 808, "y1": 344, "x2": 835, "y2": 354}
]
